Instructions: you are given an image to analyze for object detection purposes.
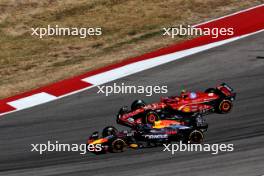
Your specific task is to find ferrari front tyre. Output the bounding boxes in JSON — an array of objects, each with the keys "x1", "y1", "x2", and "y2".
[
  {"x1": 144, "y1": 111, "x2": 160, "y2": 124},
  {"x1": 218, "y1": 99, "x2": 233, "y2": 114},
  {"x1": 110, "y1": 138, "x2": 127, "y2": 153},
  {"x1": 188, "y1": 130, "x2": 204, "y2": 144}
]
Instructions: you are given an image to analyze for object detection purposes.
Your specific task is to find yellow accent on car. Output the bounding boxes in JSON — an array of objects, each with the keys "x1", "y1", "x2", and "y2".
[
  {"x1": 183, "y1": 106, "x2": 191, "y2": 112},
  {"x1": 153, "y1": 120, "x2": 164, "y2": 129},
  {"x1": 129, "y1": 144, "x2": 138, "y2": 148},
  {"x1": 91, "y1": 138, "x2": 108, "y2": 144},
  {"x1": 153, "y1": 120, "x2": 181, "y2": 129}
]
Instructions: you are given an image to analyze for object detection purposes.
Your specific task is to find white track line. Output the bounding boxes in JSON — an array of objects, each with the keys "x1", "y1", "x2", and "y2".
[
  {"x1": 7, "y1": 93, "x2": 57, "y2": 110},
  {"x1": 82, "y1": 37, "x2": 239, "y2": 85}
]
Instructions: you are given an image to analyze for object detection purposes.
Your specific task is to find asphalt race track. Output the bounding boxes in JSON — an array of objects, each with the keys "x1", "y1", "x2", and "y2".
[{"x1": 0, "y1": 31, "x2": 264, "y2": 176}]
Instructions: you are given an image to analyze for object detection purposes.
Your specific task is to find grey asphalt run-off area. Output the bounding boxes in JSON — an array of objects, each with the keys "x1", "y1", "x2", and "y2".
[{"x1": 0, "y1": 31, "x2": 264, "y2": 176}]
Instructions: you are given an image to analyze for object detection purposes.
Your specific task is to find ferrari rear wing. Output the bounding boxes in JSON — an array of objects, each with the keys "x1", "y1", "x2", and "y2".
[{"x1": 217, "y1": 83, "x2": 236, "y2": 100}]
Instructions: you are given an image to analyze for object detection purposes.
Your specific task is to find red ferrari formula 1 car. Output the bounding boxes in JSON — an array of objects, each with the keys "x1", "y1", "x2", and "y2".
[{"x1": 116, "y1": 83, "x2": 236, "y2": 128}]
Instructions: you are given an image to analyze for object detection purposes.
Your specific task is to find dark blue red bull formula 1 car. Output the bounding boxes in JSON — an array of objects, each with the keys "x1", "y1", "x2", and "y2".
[
  {"x1": 87, "y1": 120, "x2": 206, "y2": 154},
  {"x1": 116, "y1": 83, "x2": 236, "y2": 128}
]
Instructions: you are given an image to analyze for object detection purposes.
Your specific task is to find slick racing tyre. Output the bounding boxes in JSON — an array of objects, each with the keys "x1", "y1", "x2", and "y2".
[
  {"x1": 110, "y1": 138, "x2": 127, "y2": 153},
  {"x1": 131, "y1": 100, "x2": 146, "y2": 111},
  {"x1": 102, "y1": 126, "x2": 118, "y2": 137},
  {"x1": 218, "y1": 99, "x2": 233, "y2": 114},
  {"x1": 144, "y1": 111, "x2": 160, "y2": 124},
  {"x1": 188, "y1": 130, "x2": 204, "y2": 144}
]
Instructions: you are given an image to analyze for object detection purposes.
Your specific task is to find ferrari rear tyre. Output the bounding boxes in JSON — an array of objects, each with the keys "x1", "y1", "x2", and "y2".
[{"x1": 218, "y1": 99, "x2": 233, "y2": 114}]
